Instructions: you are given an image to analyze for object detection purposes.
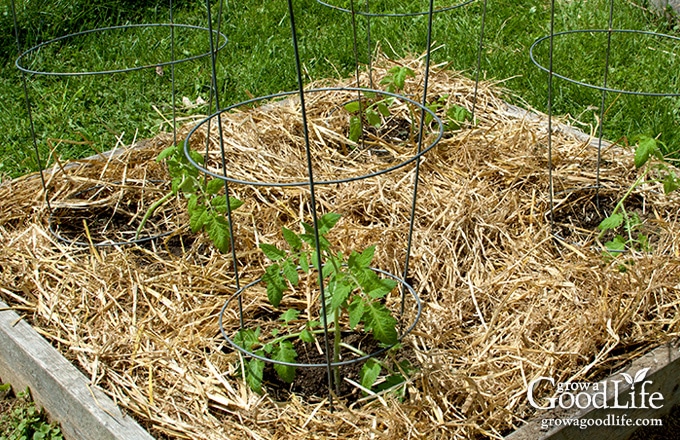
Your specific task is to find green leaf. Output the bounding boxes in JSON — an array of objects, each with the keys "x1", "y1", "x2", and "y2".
[
  {"x1": 634, "y1": 136, "x2": 657, "y2": 168},
  {"x1": 329, "y1": 278, "x2": 353, "y2": 312},
  {"x1": 349, "y1": 115, "x2": 362, "y2": 142},
  {"x1": 189, "y1": 150, "x2": 205, "y2": 165},
  {"x1": 210, "y1": 196, "x2": 227, "y2": 212},
  {"x1": 363, "y1": 301, "x2": 398, "y2": 345},
  {"x1": 310, "y1": 250, "x2": 320, "y2": 271},
  {"x1": 300, "y1": 329, "x2": 315, "y2": 343},
  {"x1": 367, "y1": 277, "x2": 398, "y2": 299},
  {"x1": 299, "y1": 233, "x2": 315, "y2": 247},
  {"x1": 360, "y1": 358, "x2": 382, "y2": 392},
  {"x1": 605, "y1": 235, "x2": 627, "y2": 252},
  {"x1": 318, "y1": 235, "x2": 332, "y2": 251},
  {"x1": 637, "y1": 233, "x2": 650, "y2": 252},
  {"x1": 230, "y1": 197, "x2": 244, "y2": 211},
  {"x1": 262, "y1": 264, "x2": 286, "y2": 307},
  {"x1": 281, "y1": 227, "x2": 302, "y2": 251},
  {"x1": 625, "y1": 212, "x2": 642, "y2": 232},
  {"x1": 349, "y1": 245, "x2": 375, "y2": 270},
  {"x1": 663, "y1": 172, "x2": 679, "y2": 194},
  {"x1": 260, "y1": 243, "x2": 286, "y2": 261},
  {"x1": 211, "y1": 195, "x2": 243, "y2": 214},
  {"x1": 272, "y1": 340, "x2": 297, "y2": 383},
  {"x1": 189, "y1": 204, "x2": 209, "y2": 233},
  {"x1": 178, "y1": 175, "x2": 199, "y2": 194},
  {"x1": 322, "y1": 258, "x2": 337, "y2": 278},
  {"x1": 598, "y1": 213, "x2": 624, "y2": 231},
  {"x1": 156, "y1": 145, "x2": 177, "y2": 162},
  {"x1": 348, "y1": 296, "x2": 365, "y2": 329},
  {"x1": 375, "y1": 373, "x2": 407, "y2": 393},
  {"x1": 246, "y1": 356, "x2": 264, "y2": 394},
  {"x1": 234, "y1": 328, "x2": 260, "y2": 350},
  {"x1": 280, "y1": 308, "x2": 299, "y2": 323},
  {"x1": 377, "y1": 101, "x2": 391, "y2": 117},
  {"x1": 352, "y1": 267, "x2": 395, "y2": 299},
  {"x1": 299, "y1": 253, "x2": 309, "y2": 273},
  {"x1": 319, "y1": 212, "x2": 342, "y2": 234},
  {"x1": 447, "y1": 105, "x2": 472, "y2": 123},
  {"x1": 187, "y1": 194, "x2": 199, "y2": 211},
  {"x1": 344, "y1": 101, "x2": 361, "y2": 113},
  {"x1": 282, "y1": 259, "x2": 299, "y2": 286},
  {"x1": 302, "y1": 221, "x2": 314, "y2": 234},
  {"x1": 207, "y1": 216, "x2": 231, "y2": 253},
  {"x1": 366, "y1": 108, "x2": 382, "y2": 128},
  {"x1": 425, "y1": 103, "x2": 439, "y2": 125},
  {"x1": 206, "y1": 178, "x2": 224, "y2": 194}
]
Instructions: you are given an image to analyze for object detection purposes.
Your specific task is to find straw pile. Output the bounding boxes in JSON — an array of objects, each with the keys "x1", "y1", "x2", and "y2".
[{"x1": 1, "y1": 57, "x2": 679, "y2": 439}]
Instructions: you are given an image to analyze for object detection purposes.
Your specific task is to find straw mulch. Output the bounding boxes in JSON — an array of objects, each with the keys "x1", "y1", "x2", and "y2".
[{"x1": 1, "y1": 57, "x2": 679, "y2": 439}]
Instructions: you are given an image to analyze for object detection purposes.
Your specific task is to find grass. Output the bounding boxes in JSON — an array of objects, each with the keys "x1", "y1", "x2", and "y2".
[
  {"x1": 0, "y1": 382, "x2": 63, "y2": 440},
  {"x1": 0, "y1": 0, "x2": 678, "y2": 178}
]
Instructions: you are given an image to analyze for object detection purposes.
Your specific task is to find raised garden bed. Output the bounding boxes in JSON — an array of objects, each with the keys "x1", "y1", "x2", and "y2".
[{"x1": 1, "y1": 59, "x2": 679, "y2": 439}]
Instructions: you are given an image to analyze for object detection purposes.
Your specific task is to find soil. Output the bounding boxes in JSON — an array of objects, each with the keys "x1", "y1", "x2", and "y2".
[
  {"x1": 550, "y1": 187, "x2": 646, "y2": 241},
  {"x1": 258, "y1": 332, "x2": 386, "y2": 404},
  {"x1": 51, "y1": 205, "x2": 138, "y2": 241},
  {"x1": 49, "y1": 183, "x2": 173, "y2": 245}
]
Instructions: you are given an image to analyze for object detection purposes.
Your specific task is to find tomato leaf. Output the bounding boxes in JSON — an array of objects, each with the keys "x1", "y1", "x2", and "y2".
[
  {"x1": 663, "y1": 172, "x2": 679, "y2": 194},
  {"x1": 344, "y1": 101, "x2": 361, "y2": 113},
  {"x1": 349, "y1": 115, "x2": 362, "y2": 142},
  {"x1": 156, "y1": 145, "x2": 177, "y2": 162},
  {"x1": 282, "y1": 258, "x2": 299, "y2": 286},
  {"x1": 246, "y1": 357, "x2": 264, "y2": 394},
  {"x1": 281, "y1": 227, "x2": 302, "y2": 251},
  {"x1": 363, "y1": 301, "x2": 398, "y2": 345},
  {"x1": 279, "y1": 308, "x2": 299, "y2": 323},
  {"x1": 634, "y1": 136, "x2": 657, "y2": 168},
  {"x1": 319, "y1": 213, "x2": 342, "y2": 234},
  {"x1": 348, "y1": 296, "x2": 365, "y2": 329},
  {"x1": 360, "y1": 358, "x2": 382, "y2": 392},
  {"x1": 207, "y1": 215, "x2": 231, "y2": 253},
  {"x1": 189, "y1": 204, "x2": 209, "y2": 233},
  {"x1": 598, "y1": 213, "x2": 624, "y2": 231},
  {"x1": 272, "y1": 341, "x2": 297, "y2": 383},
  {"x1": 260, "y1": 243, "x2": 286, "y2": 261},
  {"x1": 206, "y1": 179, "x2": 224, "y2": 195}
]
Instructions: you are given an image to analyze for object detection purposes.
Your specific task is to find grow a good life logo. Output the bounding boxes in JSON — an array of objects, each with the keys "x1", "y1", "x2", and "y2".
[{"x1": 527, "y1": 367, "x2": 664, "y2": 411}]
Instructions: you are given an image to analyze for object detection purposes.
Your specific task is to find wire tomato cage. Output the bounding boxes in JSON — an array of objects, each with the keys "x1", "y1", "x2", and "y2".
[
  {"x1": 531, "y1": 0, "x2": 680, "y2": 249},
  {"x1": 11, "y1": 0, "x2": 227, "y2": 247},
  {"x1": 184, "y1": 0, "x2": 490, "y2": 409}
]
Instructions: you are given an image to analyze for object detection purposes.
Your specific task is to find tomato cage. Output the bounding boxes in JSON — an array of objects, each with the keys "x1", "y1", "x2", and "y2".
[
  {"x1": 12, "y1": 1, "x2": 227, "y2": 247},
  {"x1": 531, "y1": 0, "x2": 680, "y2": 254}
]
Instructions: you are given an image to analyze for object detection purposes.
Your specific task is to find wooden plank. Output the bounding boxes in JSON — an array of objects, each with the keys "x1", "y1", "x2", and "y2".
[
  {"x1": 506, "y1": 342, "x2": 680, "y2": 440},
  {"x1": 0, "y1": 300, "x2": 155, "y2": 440},
  {"x1": 650, "y1": 0, "x2": 680, "y2": 15}
]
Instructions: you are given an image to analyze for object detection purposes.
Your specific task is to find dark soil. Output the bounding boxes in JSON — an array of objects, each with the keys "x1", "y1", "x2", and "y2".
[
  {"x1": 551, "y1": 188, "x2": 645, "y2": 240},
  {"x1": 49, "y1": 184, "x2": 172, "y2": 245},
  {"x1": 51, "y1": 205, "x2": 137, "y2": 241},
  {"x1": 263, "y1": 332, "x2": 382, "y2": 403}
]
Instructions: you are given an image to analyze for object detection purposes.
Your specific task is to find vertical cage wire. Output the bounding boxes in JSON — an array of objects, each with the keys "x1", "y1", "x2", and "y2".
[
  {"x1": 531, "y1": 0, "x2": 680, "y2": 244},
  {"x1": 11, "y1": 1, "x2": 227, "y2": 247},
  {"x1": 196, "y1": 0, "x2": 488, "y2": 408}
]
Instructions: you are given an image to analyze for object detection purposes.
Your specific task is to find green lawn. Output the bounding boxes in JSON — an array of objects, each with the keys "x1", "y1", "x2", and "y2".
[{"x1": 1, "y1": 0, "x2": 678, "y2": 178}]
